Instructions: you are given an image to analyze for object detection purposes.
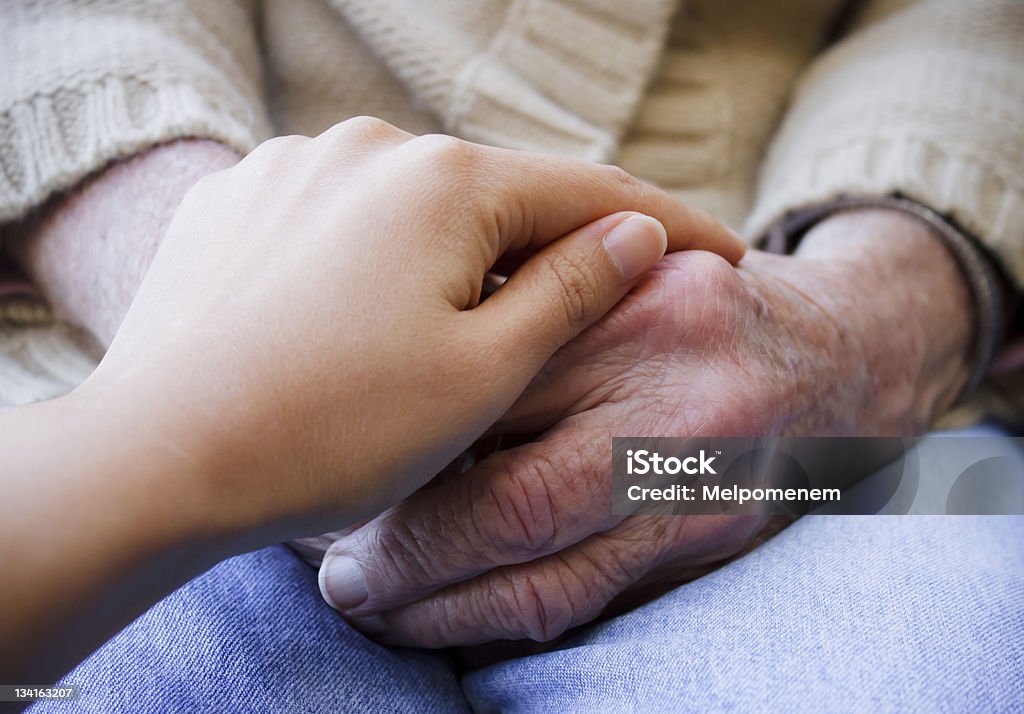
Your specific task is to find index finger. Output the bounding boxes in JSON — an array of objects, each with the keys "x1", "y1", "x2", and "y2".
[{"x1": 474, "y1": 145, "x2": 746, "y2": 264}]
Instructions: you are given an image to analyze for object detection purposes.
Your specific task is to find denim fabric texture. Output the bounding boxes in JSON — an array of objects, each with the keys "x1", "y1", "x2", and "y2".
[
  {"x1": 33, "y1": 433, "x2": 1024, "y2": 713},
  {"x1": 33, "y1": 547, "x2": 468, "y2": 713},
  {"x1": 464, "y1": 515, "x2": 1024, "y2": 713}
]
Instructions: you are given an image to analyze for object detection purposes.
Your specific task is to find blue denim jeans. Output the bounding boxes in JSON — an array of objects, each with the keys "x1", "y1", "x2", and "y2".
[{"x1": 36, "y1": 456, "x2": 1024, "y2": 712}]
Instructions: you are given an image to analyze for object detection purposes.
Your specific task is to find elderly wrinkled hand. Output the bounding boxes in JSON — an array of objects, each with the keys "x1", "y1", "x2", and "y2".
[{"x1": 316, "y1": 209, "x2": 974, "y2": 647}]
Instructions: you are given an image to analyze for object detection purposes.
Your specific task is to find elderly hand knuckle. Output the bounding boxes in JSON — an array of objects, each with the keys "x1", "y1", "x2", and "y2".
[
  {"x1": 653, "y1": 252, "x2": 749, "y2": 337},
  {"x1": 426, "y1": 598, "x2": 464, "y2": 644},
  {"x1": 478, "y1": 457, "x2": 559, "y2": 557},
  {"x1": 682, "y1": 250, "x2": 737, "y2": 284},
  {"x1": 500, "y1": 575, "x2": 572, "y2": 642},
  {"x1": 369, "y1": 519, "x2": 434, "y2": 586}
]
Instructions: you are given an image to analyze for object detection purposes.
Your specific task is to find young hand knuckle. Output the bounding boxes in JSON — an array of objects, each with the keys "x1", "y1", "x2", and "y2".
[
  {"x1": 327, "y1": 115, "x2": 396, "y2": 143},
  {"x1": 410, "y1": 134, "x2": 478, "y2": 171},
  {"x1": 544, "y1": 252, "x2": 598, "y2": 328},
  {"x1": 603, "y1": 163, "x2": 635, "y2": 186}
]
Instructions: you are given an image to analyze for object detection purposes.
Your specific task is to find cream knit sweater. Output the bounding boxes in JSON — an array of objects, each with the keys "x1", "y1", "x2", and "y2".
[{"x1": 0, "y1": 0, "x2": 1022, "y2": 417}]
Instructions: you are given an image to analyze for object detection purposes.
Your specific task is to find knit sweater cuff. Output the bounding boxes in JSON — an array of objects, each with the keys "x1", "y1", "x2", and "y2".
[
  {"x1": 744, "y1": 0, "x2": 1024, "y2": 288},
  {"x1": 0, "y1": 1, "x2": 272, "y2": 225},
  {"x1": 745, "y1": 136, "x2": 1024, "y2": 289},
  {"x1": 0, "y1": 77, "x2": 265, "y2": 224}
]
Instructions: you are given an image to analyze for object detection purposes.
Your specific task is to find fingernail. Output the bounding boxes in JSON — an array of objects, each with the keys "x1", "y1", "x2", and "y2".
[
  {"x1": 319, "y1": 555, "x2": 368, "y2": 611},
  {"x1": 603, "y1": 214, "x2": 668, "y2": 282},
  {"x1": 728, "y1": 226, "x2": 748, "y2": 257}
]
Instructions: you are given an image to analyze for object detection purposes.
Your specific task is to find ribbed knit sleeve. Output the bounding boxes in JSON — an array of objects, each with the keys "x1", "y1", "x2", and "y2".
[
  {"x1": 745, "y1": 0, "x2": 1024, "y2": 285},
  {"x1": 0, "y1": 0, "x2": 271, "y2": 223}
]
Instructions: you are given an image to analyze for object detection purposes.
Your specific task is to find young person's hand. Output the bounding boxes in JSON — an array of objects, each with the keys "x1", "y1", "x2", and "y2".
[
  {"x1": 2, "y1": 117, "x2": 744, "y2": 682},
  {"x1": 88, "y1": 117, "x2": 743, "y2": 537}
]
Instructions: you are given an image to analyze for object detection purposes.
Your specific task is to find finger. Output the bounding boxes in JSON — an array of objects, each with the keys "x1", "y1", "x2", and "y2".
[
  {"x1": 318, "y1": 417, "x2": 618, "y2": 615},
  {"x1": 467, "y1": 211, "x2": 667, "y2": 372},
  {"x1": 348, "y1": 513, "x2": 769, "y2": 648},
  {"x1": 348, "y1": 516, "x2": 671, "y2": 648},
  {"x1": 477, "y1": 148, "x2": 747, "y2": 264},
  {"x1": 495, "y1": 249, "x2": 736, "y2": 434}
]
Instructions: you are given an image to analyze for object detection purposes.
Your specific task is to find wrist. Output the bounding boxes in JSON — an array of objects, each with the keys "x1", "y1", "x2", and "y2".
[
  {"x1": 73, "y1": 367, "x2": 338, "y2": 550},
  {"x1": 66, "y1": 375, "x2": 273, "y2": 547},
  {"x1": 795, "y1": 209, "x2": 973, "y2": 430},
  {"x1": 32, "y1": 388, "x2": 236, "y2": 557},
  {"x1": 0, "y1": 389, "x2": 234, "y2": 680},
  {"x1": 4, "y1": 140, "x2": 239, "y2": 347}
]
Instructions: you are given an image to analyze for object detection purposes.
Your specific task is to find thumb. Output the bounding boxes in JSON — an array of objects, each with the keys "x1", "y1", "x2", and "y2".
[{"x1": 469, "y1": 211, "x2": 667, "y2": 368}]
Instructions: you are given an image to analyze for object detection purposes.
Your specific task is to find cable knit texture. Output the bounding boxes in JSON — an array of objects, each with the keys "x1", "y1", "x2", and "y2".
[
  {"x1": 0, "y1": 1, "x2": 271, "y2": 223},
  {"x1": 745, "y1": 0, "x2": 1024, "y2": 281},
  {"x1": 0, "y1": 0, "x2": 1022, "y2": 416}
]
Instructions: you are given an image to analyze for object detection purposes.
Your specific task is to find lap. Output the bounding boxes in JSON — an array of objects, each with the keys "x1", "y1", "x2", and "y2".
[
  {"x1": 464, "y1": 514, "x2": 1024, "y2": 712},
  {"x1": 36, "y1": 546, "x2": 468, "y2": 714},
  {"x1": 41, "y1": 437, "x2": 1024, "y2": 713}
]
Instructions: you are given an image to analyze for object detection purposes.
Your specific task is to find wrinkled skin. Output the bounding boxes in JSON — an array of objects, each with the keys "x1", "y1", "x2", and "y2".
[
  {"x1": 3, "y1": 118, "x2": 752, "y2": 682},
  {"x1": 313, "y1": 210, "x2": 973, "y2": 651}
]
